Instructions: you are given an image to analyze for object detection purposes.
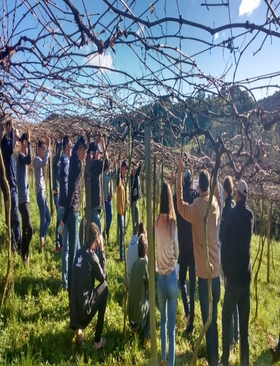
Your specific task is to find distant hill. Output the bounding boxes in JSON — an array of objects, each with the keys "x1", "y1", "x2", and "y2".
[{"x1": 258, "y1": 90, "x2": 280, "y2": 111}]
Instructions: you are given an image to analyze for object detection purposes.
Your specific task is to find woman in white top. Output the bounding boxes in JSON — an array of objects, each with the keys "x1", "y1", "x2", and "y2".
[{"x1": 155, "y1": 182, "x2": 178, "y2": 366}]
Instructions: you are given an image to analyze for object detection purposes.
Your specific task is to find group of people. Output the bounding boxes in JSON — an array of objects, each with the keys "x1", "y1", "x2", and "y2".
[
  {"x1": 0, "y1": 120, "x2": 275, "y2": 365},
  {"x1": 125, "y1": 156, "x2": 254, "y2": 366}
]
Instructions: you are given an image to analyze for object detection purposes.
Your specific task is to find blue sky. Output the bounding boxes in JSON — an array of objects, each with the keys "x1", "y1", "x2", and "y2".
[{"x1": 3, "y1": 0, "x2": 280, "y2": 117}]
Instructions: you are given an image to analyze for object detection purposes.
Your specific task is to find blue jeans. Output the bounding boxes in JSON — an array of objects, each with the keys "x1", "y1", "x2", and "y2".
[
  {"x1": 36, "y1": 190, "x2": 50, "y2": 239},
  {"x1": 157, "y1": 269, "x2": 178, "y2": 366},
  {"x1": 221, "y1": 282, "x2": 250, "y2": 366},
  {"x1": 91, "y1": 208, "x2": 102, "y2": 234},
  {"x1": 105, "y1": 197, "x2": 113, "y2": 235},
  {"x1": 53, "y1": 193, "x2": 62, "y2": 248},
  {"x1": 118, "y1": 213, "x2": 124, "y2": 261},
  {"x1": 198, "y1": 277, "x2": 220, "y2": 366},
  {"x1": 178, "y1": 253, "x2": 196, "y2": 325},
  {"x1": 66, "y1": 210, "x2": 80, "y2": 299},
  {"x1": 11, "y1": 188, "x2": 22, "y2": 251},
  {"x1": 58, "y1": 206, "x2": 69, "y2": 290}
]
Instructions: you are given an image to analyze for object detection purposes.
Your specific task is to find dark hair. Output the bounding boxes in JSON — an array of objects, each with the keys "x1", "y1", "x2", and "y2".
[
  {"x1": 138, "y1": 234, "x2": 148, "y2": 258},
  {"x1": 138, "y1": 222, "x2": 146, "y2": 236},
  {"x1": 62, "y1": 135, "x2": 71, "y2": 150},
  {"x1": 88, "y1": 222, "x2": 100, "y2": 246},
  {"x1": 199, "y1": 170, "x2": 210, "y2": 193},
  {"x1": 38, "y1": 140, "x2": 44, "y2": 148},
  {"x1": 223, "y1": 176, "x2": 234, "y2": 197},
  {"x1": 77, "y1": 136, "x2": 88, "y2": 151},
  {"x1": 5, "y1": 120, "x2": 11, "y2": 127}
]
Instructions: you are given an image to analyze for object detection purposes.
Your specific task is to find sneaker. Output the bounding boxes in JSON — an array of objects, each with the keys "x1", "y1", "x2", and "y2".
[{"x1": 218, "y1": 362, "x2": 224, "y2": 366}]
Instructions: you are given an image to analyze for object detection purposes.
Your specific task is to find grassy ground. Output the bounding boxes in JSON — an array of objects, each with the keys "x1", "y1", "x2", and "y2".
[{"x1": 0, "y1": 190, "x2": 279, "y2": 365}]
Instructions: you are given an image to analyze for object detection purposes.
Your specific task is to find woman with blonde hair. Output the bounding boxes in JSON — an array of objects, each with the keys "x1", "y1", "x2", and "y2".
[{"x1": 155, "y1": 182, "x2": 178, "y2": 366}]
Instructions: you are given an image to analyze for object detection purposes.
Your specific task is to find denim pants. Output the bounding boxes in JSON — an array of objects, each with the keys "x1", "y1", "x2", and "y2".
[
  {"x1": 117, "y1": 213, "x2": 124, "y2": 261},
  {"x1": 157, "y1": 269, "x2": 178, "y2": 366},
  {"x1": 91, "y1": 208, "x2": 102, "y2": 234},
  {"x1": 53, "y1": 193, "x2": 62, "y2": 247},
  {"x1": 11, "y1": 188, "x2": 22, "y2": 251},
  {"x1": 36, "y1": 190, "x2": 51, "y2": 239},
  {"x1": 58, "y1": 206, "x2": 69, "y2": 290},
  {"x1": 19, "y1": 202, "x2": 33, "y2": 260},
  {"x1": 221, "y1": 282, "x2": 250, "y2": 366},
  {"x1": 198, "y1": 277, "x2": 220, "y2": 366},
  {"x1": 131, "y1": 201, "x2": 139, "y2": 235},
  {"x1": 178, "y1": 253, "x2": 196, "y2": 325},
  {"x1": 66, "y1": 210, "x2": 80, "y2": 299},
  {"x1": 105, "y1": 197, "x2": 113, "y2": 234}
]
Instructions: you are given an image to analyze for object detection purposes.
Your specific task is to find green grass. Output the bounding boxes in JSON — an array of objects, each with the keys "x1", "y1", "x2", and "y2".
[{"x1": 0, "y1": 189, "x2": 280, "y2": 365}]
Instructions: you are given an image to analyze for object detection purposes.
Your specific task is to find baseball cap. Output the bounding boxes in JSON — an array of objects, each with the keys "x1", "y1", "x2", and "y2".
[
  {"x1": 20, "y1": 133, "x2": 28, "y2": 142},
  {"x1": 237, "y1": 180, "x2": 248, "y2": 196},
  {"x1": 184, "y1": 169, "x2": 192, "y2": 183}
]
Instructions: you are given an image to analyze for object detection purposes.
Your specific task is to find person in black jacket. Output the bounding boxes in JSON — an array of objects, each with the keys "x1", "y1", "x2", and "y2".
[
  {"x1": 220, "y1": 176, "x2": 239, "y2": 349},
  {"x1": 90, "y1": 137, "x2": 108, "y2": 235},
  {"x1": 172, "y1": 169, "x2": 198, "y2": 334},
  {"x1": 60, "y1": 136, "x2": 88, "y2": 299},
  {"x1": 130, "y1": 161, "x2": 142, "y2": 235},
  {"x1": 220, "y1": 180, "x2": 253, "y2": 366},
  {"x1": 53, "y1": 141, "x2": 63, "y2": 251},
  {"x1": 70, "y1": 222, "x2": 108, "y2": 349}
]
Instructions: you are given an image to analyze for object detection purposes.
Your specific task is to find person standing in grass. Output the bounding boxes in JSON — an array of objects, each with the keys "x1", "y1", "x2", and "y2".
[
  {"x1": 130, "y1": 161, "x2": 142, "y2": 235},
  {"x1": 58, "y1": 135, "x2": 72, "y2": 290},
  {"x1": 70, "y1": 222, "x2": 108, "y2": 350},
  {"x1": 155, "y1": 182, "x2": 178, "y2": 366},
  {"x1": 34, "y1": 138, "x2": 51, "y2": 252},
  {"x1": 219, "y1": 176, "x2": 239, "y2": 351},
  {"x1": 127, "y1": 233, "x2": 150, "y2": 347},
  {"x1": 52, "y1": 141, "x2": 63, "y2": 252},
  {"x1": 117, "y1": 159, "x2": 129, "y2": 261},
  {"x1": 220, "y1": 180, "x2": 253, "y2": 366},
  {"x1": 176, "y1": 157, "x2": 220, "y2": 366},
  {"x1": 103, "y1": 158, "x2": 117, "y2": 241},
  {"x1": 0, "y1": 118, "x2": 22, "y2": 253},
  {"x1": 171, "y1": 169, "x2": 198, "y2": 335},
  {"x1": 60, "y1": 135, "x2": 88, "y2": 299},
  {"x1": 17, "y1": 129, "x2": 33, "y2": 266}
]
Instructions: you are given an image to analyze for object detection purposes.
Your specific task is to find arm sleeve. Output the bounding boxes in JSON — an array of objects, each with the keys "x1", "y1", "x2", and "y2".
[
  {"x1": 2, "y1": 130, "x2": 14, "y2": 157},
  {"x1": 92, "y1": 251, "x2": 106, "y2": 282},
  {"x1": 176, "y1": 171, "x2": 196, "y2": 223},
  {"x1": 34, "y1": 149, "x2": 50, "y2": 168},
  {"x1": 116, "y1": 168, "x2": 121, "y2": 187},
  {"x1": 136, "y1": 164, "x2": 141, "y2": 176}
]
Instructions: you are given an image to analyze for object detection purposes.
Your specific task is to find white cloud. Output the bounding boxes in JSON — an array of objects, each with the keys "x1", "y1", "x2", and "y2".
[
  {"x1": 239, "y1": 0, "x2": 260, "y2": 16},
  {"x1": 214, "y1": 33, "x2": 219, "y2": 40},
  {"x1": 87, "y1": 51, "x2": 114, "y2": 71}
]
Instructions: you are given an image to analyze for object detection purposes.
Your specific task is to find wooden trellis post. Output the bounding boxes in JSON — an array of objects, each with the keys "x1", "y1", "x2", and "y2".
[
  {"x1": 145, "y1": 123, "x2": 157, "y2": 365},
  {"x1": 267, "y1": 201, "x2": 273, "y2": 284}
]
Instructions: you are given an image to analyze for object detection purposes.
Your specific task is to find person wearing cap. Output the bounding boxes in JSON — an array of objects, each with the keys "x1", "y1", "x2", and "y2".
[
  {"x1": 220, "y1": 180, "x2": 253, "y2": 366},
  {"x1": 35, "y1": 137, "x2": 51, "y2": 251},
  {"x1": 58, "y1": 135, "x2": 72, "y2": 290},
  {"x1": 117, "y1": 159, "x2": 129, "y2": 261},
  {"x1": 1, "y1": 118, "x2": 22, "y2": 253},
  {"x1": 17, "y1": 129, "x2": 33, "y2": 265},
  {"x1": 130, "y1": 161, "x2": 142, "y2": 235},
  {"x1": 219, "y1": 176, "x2": 239, "y2": 351},
  {"x1": 176, "y1": 157, "x2": 220, "y2": 366},
  {"x1": 171, "y1": 168, "x2": 198, "y2": 334},
  {"x1": 53, "y1": 141, "x2": 63, "y2": 252}
]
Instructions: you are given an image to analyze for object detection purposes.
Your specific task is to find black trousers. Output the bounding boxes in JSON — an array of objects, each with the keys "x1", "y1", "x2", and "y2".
[{"x1": 19, "y1": 202, "x2": 33, "y2": 260}]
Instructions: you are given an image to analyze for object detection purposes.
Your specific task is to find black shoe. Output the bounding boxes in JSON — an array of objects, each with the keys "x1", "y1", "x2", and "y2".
[{"x1": 186, "y1": 323, "x2": 195, "y2": 334}]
